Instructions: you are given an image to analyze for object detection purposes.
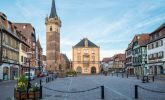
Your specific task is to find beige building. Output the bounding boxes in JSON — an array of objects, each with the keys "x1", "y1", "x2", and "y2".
[
  {"x1": 72, "y1": 38, "x2": 100, "y2": 74},
  {"x1": 45, "y1": 0, "x2": 61, "y2": 72}
]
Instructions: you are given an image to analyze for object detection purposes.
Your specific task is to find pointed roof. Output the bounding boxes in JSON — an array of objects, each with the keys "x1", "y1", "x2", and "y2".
[
  {"x1": 73, "y1": 38, "x2": 99, "y2": 48},
  {"x1": 49, "y1": 0, "x2": 58, "y2": 18},
  {"x1": 37, "y1": 38, "x2": 42, "y2": 49}
]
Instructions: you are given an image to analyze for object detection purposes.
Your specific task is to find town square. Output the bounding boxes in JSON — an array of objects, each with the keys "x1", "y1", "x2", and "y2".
[{"x1": 0, "y1": 0, "x2": 165, "y2": 100}]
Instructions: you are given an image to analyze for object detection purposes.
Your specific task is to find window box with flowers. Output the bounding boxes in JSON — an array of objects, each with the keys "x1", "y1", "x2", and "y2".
[{"x1": 14, "y1": 75, "x2": 41, "y2": 100}]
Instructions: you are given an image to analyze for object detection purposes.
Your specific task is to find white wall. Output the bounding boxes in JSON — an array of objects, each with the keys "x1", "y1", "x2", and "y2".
[{"x1": 147, "y1": 38, "x2": 165, "y2": 62}]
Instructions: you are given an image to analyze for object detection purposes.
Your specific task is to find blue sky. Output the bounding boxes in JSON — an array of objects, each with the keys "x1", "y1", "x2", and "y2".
[{"x1": 0, "y1": 0, "x2": 165, "y2": 60}]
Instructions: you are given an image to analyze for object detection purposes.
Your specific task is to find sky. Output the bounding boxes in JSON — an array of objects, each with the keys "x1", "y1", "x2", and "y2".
[{"x1": 0, "y1": 0, "x2": 165, "y2": 60}]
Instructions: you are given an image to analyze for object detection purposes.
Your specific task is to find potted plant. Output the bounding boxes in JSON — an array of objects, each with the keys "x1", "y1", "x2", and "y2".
[{"x1": 14, "y1": 75, "x2": 41, "y2": 100}]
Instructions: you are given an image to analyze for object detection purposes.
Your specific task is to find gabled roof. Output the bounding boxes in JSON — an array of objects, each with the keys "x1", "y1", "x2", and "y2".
[
  {"x1": 102, "y1": 57, "x2": 113, "y2": 63},
  {"x1": 132, "y1": 33, "x2": 150, "y2": 47},
  {"x1": 113, "y1": 53, "x2": 125, "y2": 61},
  {"x1": 150, "y1": 22, "x2": 165, "y2": 35},
  {"x1": 73, "y1": 38, "x2": 99, "y2": 48},
  {"x1": 49, "y1": 0, "x2": 58, "y2": 18},
  {"x1": 14, "y1": 23, "x2": 35, "y2": 38}
]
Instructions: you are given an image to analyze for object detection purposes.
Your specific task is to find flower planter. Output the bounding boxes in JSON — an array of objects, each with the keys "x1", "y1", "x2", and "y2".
[{"x1": 14, "y1": 90, "x2": 40, "y2": 100}]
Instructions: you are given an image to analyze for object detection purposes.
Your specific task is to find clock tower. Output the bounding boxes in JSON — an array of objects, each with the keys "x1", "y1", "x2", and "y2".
[{"x1": 45, "y1": 0, "x2": 61, "y2": 72}]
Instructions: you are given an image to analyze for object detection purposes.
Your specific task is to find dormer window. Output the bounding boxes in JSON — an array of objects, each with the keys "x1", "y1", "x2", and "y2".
[{"x1": 84, "y1": 39, "x2": 88, "y2": 47}]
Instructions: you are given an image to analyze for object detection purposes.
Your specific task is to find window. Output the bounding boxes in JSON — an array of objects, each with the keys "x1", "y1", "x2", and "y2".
[
  {"x1": 84, "y1": 49, "x2": 88, "y2": 54},
  {"x1": 156, "y1": 42, "x2": 158, "y2": 47},
  {"x1": 91, "y1": 56, "x2": 95, "y2": 61},
  {"x1": 159, "y1": 32, "x2": 162, "y2": 37},
  {"x1": 77, "y1": 56, "x2": 81, "y2": 61},
  {"x1": 50, "y1": 26, "x2": 52, "y2": 31},
  {"x1": 154, "y1": 34, "x2": 157, "y2": 39},
  {"x1": 21, "y1": 56, "x2": 23, "y2": 62},
  {"x1": 77, "y1": 49, "x2": 81, "y2": 54},
  {"x1": 91, "y1": 50, "x2": 95, "y2": 54},
  {"x1": 150, "y1": 36, "x2": 153, "y2": 41}
]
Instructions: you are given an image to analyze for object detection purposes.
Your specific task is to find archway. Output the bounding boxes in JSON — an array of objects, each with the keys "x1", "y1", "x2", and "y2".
[
  {"x1": 3, "y1": 67, "x2": 9, "y2": 80},
  {"x1": 91, "y1": 67, "x2": 96, "y2": 74},
  {"x1": 76, "y1": 66, "x2": 82, "y2": 74}
]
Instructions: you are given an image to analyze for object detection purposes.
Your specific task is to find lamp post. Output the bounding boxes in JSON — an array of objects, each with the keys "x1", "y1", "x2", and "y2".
[{"x1": 27, "y1": 52, "x2": 32, "y2": 92}]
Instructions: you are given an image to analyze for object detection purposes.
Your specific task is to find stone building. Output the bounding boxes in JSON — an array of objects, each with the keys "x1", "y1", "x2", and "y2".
[
  {"x1": 60, "y1": 53, "x2": 70, "y2": 72},
  {"x1": 45, "y1": 0, "x2": 61, "y2": 72},
  {"x1": 0, "y1": 12, "x2": 20, "y2": 80},
  {"x1": 72, "y1": 38, "x2": 100, "y2": 74}
]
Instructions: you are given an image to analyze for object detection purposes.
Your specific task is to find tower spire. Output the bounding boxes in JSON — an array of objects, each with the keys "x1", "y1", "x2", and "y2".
[{"x1": 49, "y1": 0, "x2": 58, "y2": 18}]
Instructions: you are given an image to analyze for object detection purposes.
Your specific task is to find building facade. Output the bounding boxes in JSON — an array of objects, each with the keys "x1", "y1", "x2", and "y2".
[
  {"x1": 36, "y1": 38, "x2": 43, "y2": 72},
  {"x1": 60, "y1": 54, "x2": 70, "y2": 72},
  {"x1": 113, "y1": 54, "x2": 125, "y2": 72},
  {"x1": 101, "y1": 57, "x2": 113, "y2": 72},
  {"x1": 132, "y1": 34, "x2": 149, "y2": 76},
  {"x1": 147, "y1": 23, "x2": 165, "y2": 76},
  {"x1": 72, "y1": 38, "x2": 100, "y2": 74},
  {"x1": 125, "y1": 43, "x2": 134, "y2": 75},
  {"x1": 45, "y1": 0, "x2": 61, "y2": 72},
  {"x1": 0, "y1": 12, "x2": 20, "y2": 80},
  {"x1": 14, "y1": 23, "x2": 37, "y2": 73},
  {"x1": 19, "y1": 32, "x2": 30, "y2": 75}
]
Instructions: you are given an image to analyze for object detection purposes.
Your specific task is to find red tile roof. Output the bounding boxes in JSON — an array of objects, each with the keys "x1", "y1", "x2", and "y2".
[
  {"x1": 102, "y1": 57, "x2": 113, "y2": 63},
  {"x1": 113, "y1": 53, "x2": 125, "y2": 61}
]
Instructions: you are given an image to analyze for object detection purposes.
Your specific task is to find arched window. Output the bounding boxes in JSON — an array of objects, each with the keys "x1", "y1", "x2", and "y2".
[{"x1": 50, "y1": 26, "x2": 52, "y2": 31}]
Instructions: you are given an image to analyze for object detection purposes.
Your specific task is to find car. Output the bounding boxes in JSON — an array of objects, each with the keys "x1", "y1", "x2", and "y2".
[{"x1": 25, "y1": 71, "x2": 36, "y2": 80}]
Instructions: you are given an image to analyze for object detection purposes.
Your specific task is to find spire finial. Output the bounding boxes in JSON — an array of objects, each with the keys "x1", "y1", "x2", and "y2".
[{"x1": 49, "y1": 0, "x2": 58, "y2": 18}]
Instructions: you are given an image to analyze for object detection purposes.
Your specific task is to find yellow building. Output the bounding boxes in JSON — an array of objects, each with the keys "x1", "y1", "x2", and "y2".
[{"x1": 72, "y1": 38, "x2": 100, "y2": 74}]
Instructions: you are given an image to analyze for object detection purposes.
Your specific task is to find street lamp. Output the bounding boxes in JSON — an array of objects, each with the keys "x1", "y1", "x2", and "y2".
[{"x1": 27, "y1": 52, "x2": 32, "y2": 92}]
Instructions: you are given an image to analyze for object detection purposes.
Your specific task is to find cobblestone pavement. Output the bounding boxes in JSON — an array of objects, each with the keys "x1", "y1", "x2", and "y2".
[{"x1": 42, "y1": 75, "x2": 165, "y2": 100}]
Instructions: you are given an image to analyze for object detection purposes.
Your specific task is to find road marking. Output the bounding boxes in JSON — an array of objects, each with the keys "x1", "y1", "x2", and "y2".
[
  {"x1": 65, "y1": 77, "x2": 73, "y2": 100},
  {"x1": 91, "y1": 77, "x2": 132, "y2": 100}
]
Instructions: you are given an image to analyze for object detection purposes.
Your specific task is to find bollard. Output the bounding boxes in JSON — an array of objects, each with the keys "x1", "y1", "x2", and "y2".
[
  {"x1": 40, "y1": 79, "x2": 42, "y2": 99},
  {"x1": 117, "y1": 73, "x2": 118, "y2": 77},
  {"x1": 101, "y1": 86, "x2": 104, "y2": 99},
  {"x1": 135, "y1": 85, "x2": 138, "y2": 99},
  {"x1": 152, "y1": 76, "x2": 154, "y2": 82},
  {"x1": 127, "y1": 73, "x2": 128, "y2": 78},
  {"x1": 147, "y1": 76, "x2": 149, "y2": 83},
  {"x1": 112, "y1": 73, "x2": 113, "y2": 76},
  {"x1": 122, "y1": 73, "x2": 124, "y2": 78}
]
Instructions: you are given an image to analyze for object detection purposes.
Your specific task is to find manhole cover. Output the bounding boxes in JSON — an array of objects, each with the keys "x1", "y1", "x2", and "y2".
[{"x1": 54, "y1": 95, "x2": 62, "y2": 98}]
